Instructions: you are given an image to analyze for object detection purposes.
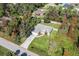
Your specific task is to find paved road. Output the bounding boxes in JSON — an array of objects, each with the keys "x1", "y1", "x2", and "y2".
[
  {"x1": 0, "y1": 37, "x2": 38, "y2": 56},
  {"x1": 21, "y1": 34, "x2": 37, "y2": 49}
]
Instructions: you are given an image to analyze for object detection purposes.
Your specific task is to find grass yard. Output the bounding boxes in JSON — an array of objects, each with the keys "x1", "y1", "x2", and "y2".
[
  {"x1": 0, "y1": 46, "x2": 15, "y2": 56},
  {"x1": 28, "y1": 30, "x2": 57, "y2": 56},
  {"x1": 43, "y1": 23, "x2": 61, "y2": 29},
  {"x1": 28, "y1": 35, "x2": 49, "y2": 56}
]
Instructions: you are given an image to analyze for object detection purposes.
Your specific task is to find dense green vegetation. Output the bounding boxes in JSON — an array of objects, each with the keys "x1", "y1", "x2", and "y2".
[{"x1": 44, "y1": 5, "x2": 77, "y2": 23}]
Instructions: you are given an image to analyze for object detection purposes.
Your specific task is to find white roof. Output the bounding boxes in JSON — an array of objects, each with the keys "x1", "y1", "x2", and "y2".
[
  {"x1": 33, "y1": 24, "x2": 52, "y2": 33},
  {"x1": 34, "y1": 9, "x2": 45, "y2": 14}
]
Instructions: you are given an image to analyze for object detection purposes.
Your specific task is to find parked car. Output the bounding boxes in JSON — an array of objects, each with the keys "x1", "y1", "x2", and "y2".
[
  {"x1": 21, "y1": 53, "x2": 27, "y2": 56},
  {"x1": 15, "y1": 50, "x2": 20, "y2": 55}
]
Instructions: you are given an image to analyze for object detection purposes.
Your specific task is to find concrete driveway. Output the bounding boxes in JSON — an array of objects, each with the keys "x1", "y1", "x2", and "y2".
[{"x1": 21, "y1": 34, "x2": 37, "y2": 49}]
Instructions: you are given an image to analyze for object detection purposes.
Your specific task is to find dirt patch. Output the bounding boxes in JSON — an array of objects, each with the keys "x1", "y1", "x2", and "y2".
[
  {"x1": 64, "y1": 50, "x2": 70, "y2": 56},
  {"x1": 0, "y1": 31, "x2": 13, "y2": 41}
]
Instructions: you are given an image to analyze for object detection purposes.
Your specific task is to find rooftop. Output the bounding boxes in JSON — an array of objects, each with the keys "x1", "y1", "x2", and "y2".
[
  {"x1": 33, "y1": 9, "x2": 45, "y2": 16},
  {"x1": 33, "y1": 24, "x2": 53, "y2": 33}
]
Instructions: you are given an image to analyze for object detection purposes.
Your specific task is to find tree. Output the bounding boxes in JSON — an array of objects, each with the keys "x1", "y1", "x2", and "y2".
[{"x1": 67, "y1": 16, "x2": 78, "y2": 42}]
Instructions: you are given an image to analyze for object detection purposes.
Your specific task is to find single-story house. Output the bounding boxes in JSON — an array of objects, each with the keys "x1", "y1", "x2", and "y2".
[
  {"x1": 63, "y1": 3, "x2": 74, "y2": 9},
  {"x1": 32, "y1": 24, "x2": 53, "y2": 36}
]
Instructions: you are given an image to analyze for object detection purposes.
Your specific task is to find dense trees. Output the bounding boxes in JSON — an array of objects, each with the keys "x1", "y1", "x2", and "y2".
[
  {"x1": 0, "y1": 3, "x2": 46, "y2": 44},
  {"x1": 67, "y1": 16, "x2": 78, "y2": 41},
  {"x1": 44, "y1": 5, "x2": 77, "y2": 23},
  {"x1": 2, "y1": 3, "x2": 46, "y2": 17},
  {"x1": 44, "y1": 6, "x2": 59, "y2": 23},
  {"x1": 44, "y1": 6, "x2": 64, "y2": 23}
]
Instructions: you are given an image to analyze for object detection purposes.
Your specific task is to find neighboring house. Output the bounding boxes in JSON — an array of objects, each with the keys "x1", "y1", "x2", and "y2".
[
  {"x1": 32, "y1": 9, "x2": 45, "y2": 17},
  {"x1": 32, "y1": 24, "x2": 53, "y2": 36},
  {"x1": 63, "y1": 3, "x2": 75, "y2": 9}
]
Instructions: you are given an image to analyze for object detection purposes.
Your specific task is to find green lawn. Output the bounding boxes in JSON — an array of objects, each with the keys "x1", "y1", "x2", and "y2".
[
  {"x1": 0, "y1": 46, "x2": 15, "y2": 56},
  {"x1": 43, "y1": 23, "x2": 61, "y2": 29},
  {"x1": 28, "y1": 35, "x2": 48, "y2": 56},
  {"x1": 28, "y1": 30, "x2": 57, "y2": 56}
]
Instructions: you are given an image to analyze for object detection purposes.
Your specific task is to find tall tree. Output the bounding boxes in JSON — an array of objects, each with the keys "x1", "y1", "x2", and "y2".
[{"x1": 67, "y1": 16, "x2": 78, "y2": 42}]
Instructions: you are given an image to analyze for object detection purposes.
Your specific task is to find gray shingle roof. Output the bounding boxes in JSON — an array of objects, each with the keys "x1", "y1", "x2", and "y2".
[{"x1": 33, "y1": 24, "x2": 52, "y2": 33}]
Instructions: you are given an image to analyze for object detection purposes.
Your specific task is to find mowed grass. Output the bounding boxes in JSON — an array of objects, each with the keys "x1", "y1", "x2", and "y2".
[
  {"x1": 0, "y1": 46, "x2": 14, "y2": 56},
  {"x1": 28, "y1": 30, "x2": 57, "y2": 56},
  {"x1": 28, "y1": 35, "x2": 49, "y2": 56},
  {"x1": 43, "y1": 23, "x2": 61, "y2": 29}
]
